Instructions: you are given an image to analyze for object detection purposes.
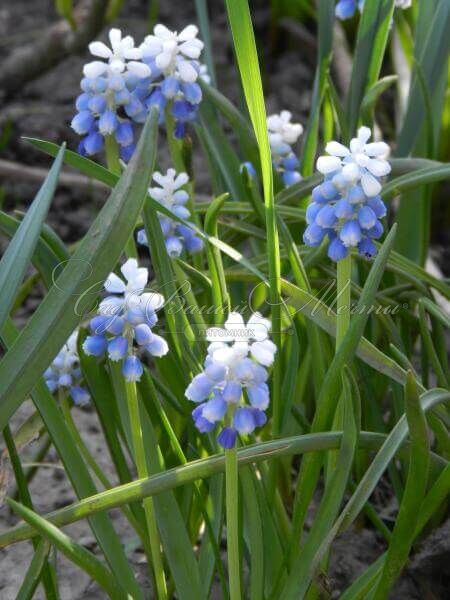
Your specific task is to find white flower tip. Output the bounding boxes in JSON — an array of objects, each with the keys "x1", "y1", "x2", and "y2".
[{"x1": 316, "y1": 155, "x2": 341, "y2": 174}]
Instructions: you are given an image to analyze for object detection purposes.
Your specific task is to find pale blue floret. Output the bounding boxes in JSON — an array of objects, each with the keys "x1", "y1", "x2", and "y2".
[
  {"x1": 185, "y1": 373, "x2": 215, "y2": 403},
  {"x1": 222, "y1": 381, "x2": 242, "y2": 403},
  {"x1": 335, "y1": 0, "x2": 360, "y2": 20},
  {"x1": 123, "y1": 356, "x2": 144, "y2": 382},
  {"x1": 233, "y1": 407, "x2": 256, "y2": 434},
  {"x1": 247, "y1": 383, "x2": 270, "y2": 410},
  {"x1": 83, "y1": 335, "x2": 108, "y2": 356},
  {"x1": 108, "y1": 336, "x2": 128, "y2": 361},
  {"x1": 134, "y1": 323, "x2": 153, "y2": 346},
  {"x1": 216, "y1": 427, "x2": 237, "y2": 449}
]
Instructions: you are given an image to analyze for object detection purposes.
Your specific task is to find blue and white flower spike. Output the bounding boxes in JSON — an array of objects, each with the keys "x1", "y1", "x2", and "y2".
[
  {"x1": 185, "y1": 312, "x2": 277, "y2": 449},
  {"x1": 82, "y1": 258, "x2": 168, "y2": 381},
  {"x1": 45, "y1": 331, "x2": 90, "y2": 406},
  {"x1": 139, "y1": 24, "x2": 205, "y2": 138},
  {"x1": 137, "y1": 168, "x2": 203, "y2": 257},
  {"x1": 336, "y1": 0, "x2": 411, "y2": 20},
  {"x1": 304, "y1": 126, "x2": 390, "y2": 262},
  {"x1": 71, "y1": 28, "x2": 151, "y2": 158},
  {"x1": 267, "y1": 110, "x2": 303, "y2": 186}
]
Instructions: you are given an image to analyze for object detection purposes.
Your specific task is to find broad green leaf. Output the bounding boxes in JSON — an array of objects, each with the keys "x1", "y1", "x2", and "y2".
[
  {"x1": 0, "y1": 145, "x2": 64, "y2": 331},
  {"x1": 0, "y1": 109, "x2": 159, "y2": 431}
]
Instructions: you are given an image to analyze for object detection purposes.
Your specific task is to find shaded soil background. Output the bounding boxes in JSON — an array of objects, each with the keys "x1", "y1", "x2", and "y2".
[{"x1": 0, "y1": 1, "x2": 449, "y2": 598}]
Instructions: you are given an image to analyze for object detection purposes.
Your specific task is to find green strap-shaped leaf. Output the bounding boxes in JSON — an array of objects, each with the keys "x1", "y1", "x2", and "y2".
[
  {"x1": 0, "y1": 145, "x2": 64, "y2": 331},
  {"x1": 373, "y1": 373, "x2": 430, "y2": 599},
  {"x1": 0, "y1": 319, "x2": 142, "y2": 599},
  {"x1": 8, "y1": 499, "x2": 128, "y2": 600},
  {"x1": 282, "y1": 368, "x2": 358, "y2": 598},
  {"x1": 290, "y1": 225, "x2": 397, "y2": 553},
  {"x1": 16, "y1": 538, "x2": 52, "y2": 600},
  {"x1": 0, "y1": 108, "x2": 159, "y2": 431},
  {"x1": 2, "y1": 385, "x2": 448, "y2": 552},
  {"x1": 301, "y1": 0, "x2": 334, "y2": 175},
  {"x1": 347, "y1": 0, "x2": 395, "y2": 135},
  {"x1": 225, "y1": 0, "x2": 283, "y2": 433}
]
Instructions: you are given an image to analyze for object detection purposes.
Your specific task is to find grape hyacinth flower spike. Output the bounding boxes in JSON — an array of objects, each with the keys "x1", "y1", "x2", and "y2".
[
  {"x1": 45, "y1": 331, "x2": 90, "y2": 406},
  {"x1": 82, "y1": 258, "x2": 168, "y2": 380},
  {"x1": 242, "y1": 110, "x2": 303, "y2": 187},
  {"x1": 267, "y1": 110, "x2": 303, "y2": 186},
  {"x1": 71, "y1": 28, "x2": 151, "y2": 159},
  {"x1": 137, "y1": 168, "x2": 203, "y2": 257},
  {"x1": 185, "y1": 312, "x2": 277, "y2": 449},
  {"x1": 304, "y1": 126, "x2": 390, "y2": 262},
  {"x1": 139, "y1": 24, "x2": 205, "y2": 138}
]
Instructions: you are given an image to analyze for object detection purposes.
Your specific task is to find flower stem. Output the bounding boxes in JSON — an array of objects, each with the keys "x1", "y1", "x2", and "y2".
[
  {"x1": 225, "y1": 446, "x2": 241, "y2": 600},
  {"x1": 126, "y1": 380, "x2": 167, "y2": 600},
  {"x1": 336, "y1": 254, "x2": 352, "y2": 349},
  {"x1": 105, "y1": 135, "x2": 137, "y2": 258}
]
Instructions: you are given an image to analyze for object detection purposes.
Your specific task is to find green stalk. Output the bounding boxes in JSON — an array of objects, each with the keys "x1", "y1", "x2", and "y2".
[
  {"x1": 336, "y1": 255, "x2": 352, "y2": 349},
  {"x1": 126, "y1": 379, "x2": 167, "y2": 600},
  {"x1": 225, "y1": 446, "x2": 241, "y2": 600},
  {"x1": 105, "y1": 135, "x2": 137, "y2": 258}
]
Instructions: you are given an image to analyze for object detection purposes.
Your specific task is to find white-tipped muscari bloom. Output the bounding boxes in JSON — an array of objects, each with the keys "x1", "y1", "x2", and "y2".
[
  {"x1": 45, "y1": 331, "x2": 90, "y2": 405},
  {"x1": 137, "y1": 169, "x2": 203, "y2": 258},
  {"x1": 317, "y1": 126, "x2": 391, "y2": 197},
  {"x1": 82, "y1": 258, "x2": 168, "y2": 383},
  {"x1": 267, "y1": 110, "x2": 303, "y2": 155},
  {"x1": 85, "y1": 28, "x2": 151, "y2": 79},
  {"x1": 185, "y1": 312, "x2": 277, "y2": 449},
  {"x1": 141, "y1": 24, "x2": 204, "y2": 83},
  {"x1": 261, "y1": 110, "x2": 304, "y2": 187},
  {"x1": 304, "y1": 126, "x2": 390, "y2": 262}
]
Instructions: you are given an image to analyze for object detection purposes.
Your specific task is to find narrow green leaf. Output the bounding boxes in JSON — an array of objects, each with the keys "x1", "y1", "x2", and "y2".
[
  {"x1": 16, "y1": 538, "x2": 52, "y2": 600},
  {"x1": 0, "y1": 319, "x2": 142, "y2": 599},
  {"x1": 55, "y1": 0, "x2": 75, "y2": 28},
  {"x1": 290, "y1": 226, "x2": 398, "y2": 550},
  {"x1": 225, "y1": 0, "x2": 282, "y2": 433},
  {"x1": 241, "y1": 468, "x2": 265, "y2": 600},
  {"x1": 301, "y1": 0, "x2": 334, "y2": 175},
  {"x1": 373, "y1": 373, "x2": 430, "y2": 599},
  {"x1": 0, "y1": 144, "x2": 65, "y2": 331},
  {"x1": 347, "y1": 0, "x2": 395, "y2": 134},
  {"x1": 283, "y1": 368, "x2": 358, "y2": 598},
  {"x1": 0, "y1": 211, "x2": 67, "y2": 289},
  {"x1": 2, "y1": 388, "x2": 448, "y2": 552},
  {"x1": 7, "y1": 499, "x2": 127, "y2": 600}
]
